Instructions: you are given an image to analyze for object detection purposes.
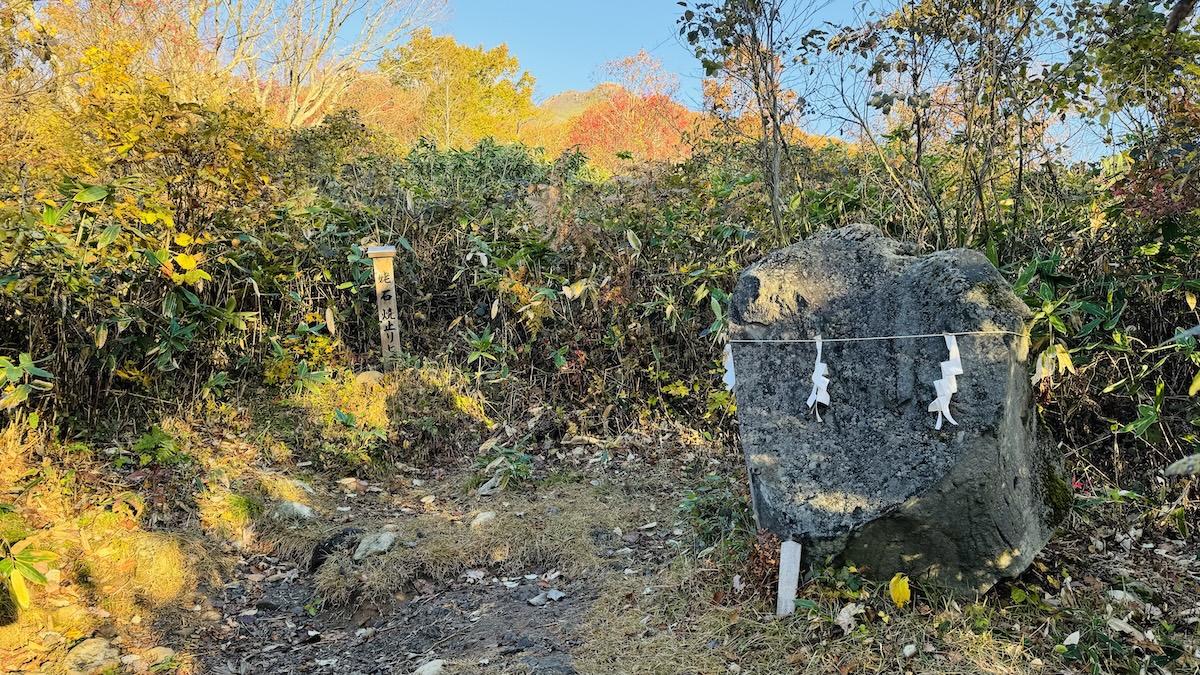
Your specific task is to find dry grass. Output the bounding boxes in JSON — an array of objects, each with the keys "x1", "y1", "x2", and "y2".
[
  {"x1": 259, "y1": 517, "x2": 331, "y2": 567},
  {"x1": 573, "y1": 498, "x2": 1200, "y2": 675},
  {"x1": 310, "y1": 480, "x2": 644, "y2": 606},
  {"x1": 577, "y1": 571, "x2": 1061, "y2": 674},
  {"x1": 0, "y1": 419, "x2": 224, "y2": 664}
]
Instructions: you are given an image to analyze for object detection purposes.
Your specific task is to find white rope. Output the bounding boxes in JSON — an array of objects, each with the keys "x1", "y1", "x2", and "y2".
[{"x1": 728, "y1": 329, "x2": 1022, "y2": 345}]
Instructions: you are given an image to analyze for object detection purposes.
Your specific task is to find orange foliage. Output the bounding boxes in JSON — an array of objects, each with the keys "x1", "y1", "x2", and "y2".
[
  {"x1": 333, "y1": 72, "x2": 425, "y2": 144},
  {"x1": 567, "y1": 91, "x2": 694, "y2": 170},
  {"x1": 564, "y1": 50, "x2": 697, "y2": 170}
]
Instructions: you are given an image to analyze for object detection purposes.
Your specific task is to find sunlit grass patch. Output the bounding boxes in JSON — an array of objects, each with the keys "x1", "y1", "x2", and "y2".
[
  {"x1": 280, "y1": 363, "x2": 494, "y2": 470},
  {"x1": 573, "y1": 470, "x2": 1200, "y2": 675},
  {"x1": 309, "y1": 480, "x2": 642, "y2": 608}
]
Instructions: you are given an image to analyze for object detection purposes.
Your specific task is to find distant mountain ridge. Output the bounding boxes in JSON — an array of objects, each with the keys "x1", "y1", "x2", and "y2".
[{"x1": 537, "y1": 82, "x2": 625, "y2": 121}]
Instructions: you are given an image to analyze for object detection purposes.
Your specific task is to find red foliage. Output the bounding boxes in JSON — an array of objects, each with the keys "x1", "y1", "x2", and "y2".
[
  {"x1": 567, "y1": 90, "x2": 693, "y2": 170},
  {"x1": 1112, "y1": 165, "x2": 1200, "y2": 221}
]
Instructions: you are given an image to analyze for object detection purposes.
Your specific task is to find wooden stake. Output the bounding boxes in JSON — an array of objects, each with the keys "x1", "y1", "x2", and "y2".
[
  {"x1": 777, "y1": 540, "x2": 802, "y2": 616},
  {"x1": 367, "y1": 245, "x2": 400, "y2": 369}
]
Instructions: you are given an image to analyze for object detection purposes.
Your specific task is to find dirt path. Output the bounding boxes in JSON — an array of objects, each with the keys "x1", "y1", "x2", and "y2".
[
  {"x1": 180, "y1": 455, "x2": 693, "y2": 675},
  {"x1": 191, "y1": 554, "x2": 594, "y2": 674}
]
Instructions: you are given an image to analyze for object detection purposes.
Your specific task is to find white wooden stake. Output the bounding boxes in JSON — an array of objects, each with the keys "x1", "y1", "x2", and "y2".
[
  {"x1": 776, "y1": 540, "x2": 802, "y2": 616},
  {"x1": 367, "y1": 245, "x2": 400, "y2": 369}
]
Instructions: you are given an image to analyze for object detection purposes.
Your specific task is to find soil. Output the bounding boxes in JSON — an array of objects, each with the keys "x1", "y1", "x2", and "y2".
[
  {"x1": 189, "y1": 555, "x2": 594, "y2": 674},
  {"x1": 179, "y1": 454, "x2": 695, "y2": 675}
]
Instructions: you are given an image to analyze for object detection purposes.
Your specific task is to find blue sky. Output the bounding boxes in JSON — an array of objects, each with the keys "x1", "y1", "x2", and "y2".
[
  {"x1": 439, "y1": 1, "x2": 709, "y2": 107},
  {"x1": 435, "y1": 2, "x2": 1109, "y2": 159},
  {"x1": 439, "y1": 1, "x2": 858, "y2": 110}
]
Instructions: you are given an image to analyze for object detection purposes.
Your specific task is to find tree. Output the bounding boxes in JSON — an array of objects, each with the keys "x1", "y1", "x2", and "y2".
[
  {"x1": 567, "y1": 91, "x2": 692, "y2": 170},
  {"x1": 382, "y1": 29, "x2": 535, "y2": 148},
  {"x1": 35, "y1": 0, "x2": 229, "y2": 107},
  {"x1": 335, "y1": 71, "x2": 425, "y2": 144},
  {"x1": 0, "y1": 0, "x2": 55, "y2": 107},
  {"x1": 185, "y1": 0, "x2": 446, "y2": 127},
  {"x1": 680, "y1": 0, "x2": 828, "y2": 236},
  {"x1": 566, "y1": 50, "x2": 694, "y2": 170}
]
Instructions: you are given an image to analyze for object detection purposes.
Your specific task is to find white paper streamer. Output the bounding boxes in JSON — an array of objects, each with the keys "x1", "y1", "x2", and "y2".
[
  {"x1": 928, "y1": 334, "x2": 963, "y2": 429},
  {"x1": 722, "y1": 344, "x2": 737, "y2": 391},
  {"x1": 806, "y1": 335, "x2": 830, "y2": 420}
]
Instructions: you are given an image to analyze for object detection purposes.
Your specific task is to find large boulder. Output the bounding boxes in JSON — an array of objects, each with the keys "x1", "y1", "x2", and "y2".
[{"x1": 728, "y1": 225, "x2": 1067, "y2": 593}]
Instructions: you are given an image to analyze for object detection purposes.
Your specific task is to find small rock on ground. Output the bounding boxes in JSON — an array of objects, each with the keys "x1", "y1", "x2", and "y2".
[
  {"x1": 63, "y1": 638, "x2": 120, "y2": 675},
  {"x1": 353, "y1": 531, "x2": 398, "y2": 561},
  {"x1": 470, "y1": 511, "x2": 497, "y2": 530},
  {"x1": 413, "y1": 659, "x2": 445, "y2": 675},
  {"x1": 142, "y1": 646, "x2": 177, "y2": 665},
  {"x1": 273, "y1": 501, "x2": 316, "y2": 520}
]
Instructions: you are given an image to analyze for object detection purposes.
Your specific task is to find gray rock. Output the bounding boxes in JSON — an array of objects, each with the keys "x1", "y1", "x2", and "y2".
[
  {"x1": 470, "y1": 511, "x2": 497, "y2": 530},
  {"x1": 63, "y1": 638, "x2": 120, "y2": 675},
  {"x1": 352, "y1": 531, "x2": 397, "y2": 561},
  {"x1": 413, "y1": 660, "x2": 445, "y2": 675},
  {"x1": 477, "y1": 474, "x2": 502, "y2": 497},
  {"x1": 141, "y1": 647, "x2": 176, "y2": 666},
  {"x1": 273, "y1": 501, "x2": 316, "y2": 520},
  {"x1": 729, "y1": 225, "x2": 1067, "y2": 593},
  {"x1": 355, "y1": 370, "x2": 386, "y2": 386}
]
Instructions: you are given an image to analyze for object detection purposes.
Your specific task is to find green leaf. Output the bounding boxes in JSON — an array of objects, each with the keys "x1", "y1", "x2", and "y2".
[
  {"x1": 794, "y1": 599, "x2": 819, "y2": 612},
  {"x1": 24, "y1": 363, "x2": 52, "y2": 379},
  {"x1": 14, "y1": 561, "x2": 46, "y2": 585},
  {"x1": 73, "y1": 185, "x2": 110, "y2": 203},
  {"x1": 0, "y1": 384, "x2": 31, "y2": 409},
  {"x1": 97, "y1": 224, "x2": 121, "y2": 249}
]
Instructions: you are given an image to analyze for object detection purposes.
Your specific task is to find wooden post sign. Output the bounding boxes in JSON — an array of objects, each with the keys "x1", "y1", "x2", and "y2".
[{"x1": 366, "y1": 245, "x2": 400, "y2": 368}]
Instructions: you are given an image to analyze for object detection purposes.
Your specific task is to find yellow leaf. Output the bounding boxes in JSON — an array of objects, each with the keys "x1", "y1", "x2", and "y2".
[
  {"x1": 1031, "y1": 351, "x2": 1055, "y2": 385},
  {"x1": 175, "y1": 253, "x2": 198, "y2": 270},
  {"x1": 889, "y1": 573, "x2": 911, "y2": 609},
  {"x1": 1189, "y1": 371, "x2": 1200, "y2": 397},
  {"x1": 174, "y1": 233, "x2": 193, "y2": 246},
  {"x1": 1188, "y1": 292, "x2": 1197, "y2": 312},
  {"x1": 1054, "y1": 343, "x2": 1075, "y2": 374},
  {"x1": 9, "y1": 571, "x2": 30, "y2": 610}
]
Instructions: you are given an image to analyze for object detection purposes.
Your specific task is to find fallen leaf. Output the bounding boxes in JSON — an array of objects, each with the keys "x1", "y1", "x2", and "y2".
[
  {"x1": 889, "y1": 573, "x2": 911, "y2": 608},
  {"x1": 836, "y1": 602, "x2": 863, "y2": 635}
]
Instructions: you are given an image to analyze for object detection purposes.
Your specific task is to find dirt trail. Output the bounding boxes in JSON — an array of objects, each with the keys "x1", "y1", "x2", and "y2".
[{"x1": 182, "y1": 457, "x2": 692, "y2": 675}]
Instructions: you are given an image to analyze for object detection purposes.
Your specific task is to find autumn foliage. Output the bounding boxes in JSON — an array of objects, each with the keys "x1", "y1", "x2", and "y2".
[{"x1": 567, "y1": 91, "x2": 693, "y2": 170}]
